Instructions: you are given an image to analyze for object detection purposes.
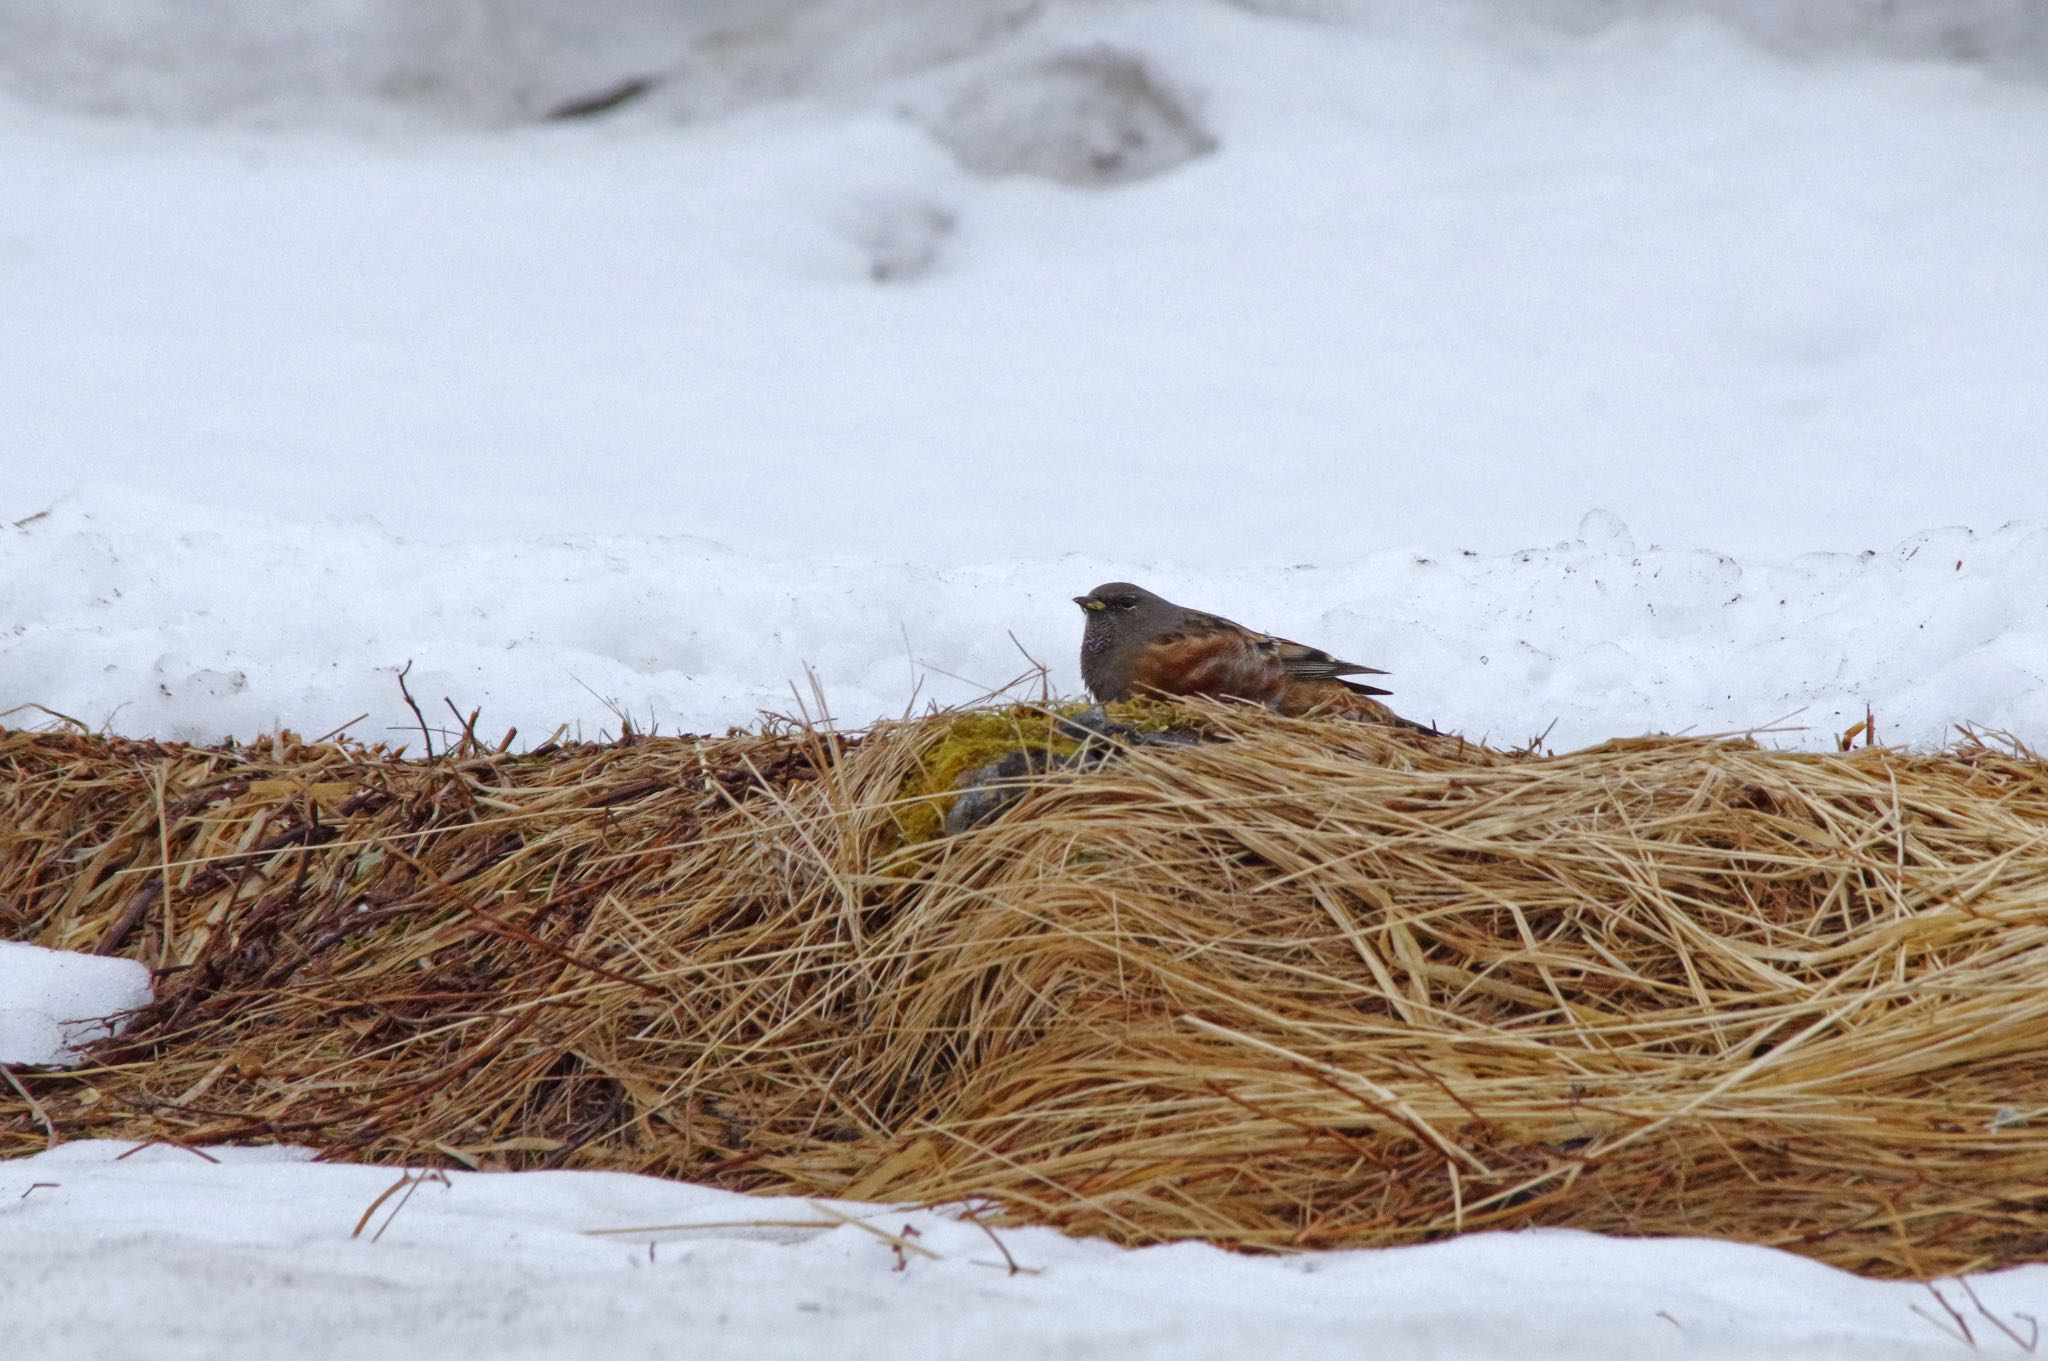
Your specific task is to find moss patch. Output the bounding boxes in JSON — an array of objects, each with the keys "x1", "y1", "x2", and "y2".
[{"x1": 889, "y1": 700, "x2": 1192, "y2": 845}]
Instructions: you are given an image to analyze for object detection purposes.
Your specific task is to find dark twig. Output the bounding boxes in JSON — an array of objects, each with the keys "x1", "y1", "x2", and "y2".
[
  {"x1": 396, "y1": 660, "x2": 434, "y2": 760},
  {"x1": 1006, "y1": 630, "x2": 1053, "y2": 703},
  {"x1": 114, "y1": 1138, "x2": 220, "y2": 1164},
  {"x1": 94, "y1": 876, "x2": 163, "y2": 955},
  {"x1": 960, "y1": 1202, "x2": 1038, "y2": 1276},
  {"x1": 1912, "y1": 1280, "x2": 1975, "y2": 1347},
  {"x1": 543, "y1": 76, "x2": 657, "y2": 121},
  {"x1": 1958, "y1": 1276, "x2": 2040, "y2": 1353}
]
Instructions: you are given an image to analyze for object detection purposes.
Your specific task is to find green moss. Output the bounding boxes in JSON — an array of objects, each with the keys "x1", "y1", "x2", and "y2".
[
  {"x1": 889, "y1": 708, "x2": 1074, "y2": 846},
  {"x1": 1099, "y1": 697, "x2": 1190, "y2": 737},
  {"x1": 887, "y1": 700, "x2": 1199, "y2": 846}
]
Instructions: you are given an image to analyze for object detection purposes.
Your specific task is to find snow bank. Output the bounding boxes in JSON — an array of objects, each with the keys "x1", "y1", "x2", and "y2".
[
  {"x1": 0, "y1": 943, "x2": 152, "y2": 1068},
  {"x1": 4, "y1": 491, "x2": 2043, "y2": 752},
  {"x1": 5, "y1": 1139, "x2": 2043, "y2": 1360},
  {"x1": 1, "y1": 1, "x2": 2042, "y2": 130}
]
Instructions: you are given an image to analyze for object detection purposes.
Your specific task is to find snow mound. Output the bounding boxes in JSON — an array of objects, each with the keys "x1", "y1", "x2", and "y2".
[
  {"x1": 0, "y1": 943, "x2": 152, "y2": 1068},
  {"x1": 6, "y1": 1140, "x2": 2048, "y2": 1359},
  {"x1": 931, "y1": 47, "x2": 1217, "y2": 186},
  {"x1": 836, "y1": 194, "x2": 960, "y2": 282},
  {"x1": 4, "y1": 491, "x2": 2046, "y2": 753}
]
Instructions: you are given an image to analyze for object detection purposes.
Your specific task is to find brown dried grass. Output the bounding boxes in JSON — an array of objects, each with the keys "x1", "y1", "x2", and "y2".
[{"x1": 4, "y1": 706, "x2": 2048, "y2": 1278}]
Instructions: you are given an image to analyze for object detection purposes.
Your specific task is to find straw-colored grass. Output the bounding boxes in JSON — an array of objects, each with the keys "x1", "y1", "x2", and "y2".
[{"x1": 5, "y1": 706, "x2": 2048, "y2": 1278}]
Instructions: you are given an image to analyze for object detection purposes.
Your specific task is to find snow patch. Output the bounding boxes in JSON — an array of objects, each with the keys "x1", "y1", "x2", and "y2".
[
  {"x1": 4, "y1": 491, "x2": 2045, "y2": 752},
  {"x1": 6, "y1": 1140, "x2": 2047, "y2": 1359},
  {"x1": 0, "y1": 943, "x2": 153, "y2": 1068}
]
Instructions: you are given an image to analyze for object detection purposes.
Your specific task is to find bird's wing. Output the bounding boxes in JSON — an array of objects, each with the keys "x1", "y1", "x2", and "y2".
[
  {"x1": 1126, "y1": 612, "x2": 1289, "y2": 705},
  {"x1": 1272, "y1": 635, "x2": 1390, "y2": 683},
  {"x1": 1159, "y1": 611, "x2": 1272, "y2": 652},
  {"x1": 1157, "y1": 613, "x2": 1399, "y2": 703}
]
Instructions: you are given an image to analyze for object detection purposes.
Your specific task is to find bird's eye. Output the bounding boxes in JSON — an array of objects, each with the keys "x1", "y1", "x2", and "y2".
[{"x1": 1115, "y1": 597, "x2": 1137, "y2": 610}]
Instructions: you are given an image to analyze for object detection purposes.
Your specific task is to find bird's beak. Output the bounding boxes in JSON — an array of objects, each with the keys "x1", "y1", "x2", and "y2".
[{"x1": 1074, "y1": 595, "x2": 1105, "y2": 612}]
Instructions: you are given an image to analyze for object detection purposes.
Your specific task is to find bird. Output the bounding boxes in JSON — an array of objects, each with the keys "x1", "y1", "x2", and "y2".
[{"x1": 1073, "y1": 582, "x2": 1434, "y2": 730}]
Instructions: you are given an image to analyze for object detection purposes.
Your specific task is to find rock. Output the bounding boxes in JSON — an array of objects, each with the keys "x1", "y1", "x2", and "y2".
[{"x1": 929, "y1": 48, "x2": 1217, "y2": 188}]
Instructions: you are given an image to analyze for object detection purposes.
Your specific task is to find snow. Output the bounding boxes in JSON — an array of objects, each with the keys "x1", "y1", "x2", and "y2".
[
  {"x1": 0, "y1": 943, "x2": 151, "y2": 1068},
  {"x1": 5, "y1": 1139, "x2": 2045, "y2": 1360},
  {"x1": 6, "y1": 490, "x2": 2046, "y2": 752},
  {"x1": 6, "y1": 1, "x2": 2048, "y2": 1351},
  {"x1": 5, "y1": 4, "x2": 2047, "y2": 568}
]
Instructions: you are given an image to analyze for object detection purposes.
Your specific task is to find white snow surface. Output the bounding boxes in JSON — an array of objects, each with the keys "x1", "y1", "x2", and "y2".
[
  {"x1": 7, "y1": 6, "x2": 2048, "y2": 1352},
  {"x1": 7, "y1": 489, "x2": 2048, "y2": 752},
  {"x1": 0, "y1": 942, "x2": 151, "y2": 1068},
  {"x1": 5, "y1": 2, "x2": 2047, "y2": 581},
  {"x1": 4, "y1": 1138, "x2": 2045, "y2": 1361}
]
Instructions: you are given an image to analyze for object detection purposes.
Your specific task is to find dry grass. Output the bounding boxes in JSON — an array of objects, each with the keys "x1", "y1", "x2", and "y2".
[{"x1": 5, "y1": 705, "x2": 2048, "y2": 1278}]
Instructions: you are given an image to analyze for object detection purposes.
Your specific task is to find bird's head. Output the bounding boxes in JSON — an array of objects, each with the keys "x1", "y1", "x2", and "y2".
[
  {"x1": 1073, "y1": 583, "x2": 1183, "y2": 644},
  {"x1": 1073, "y1": 582, "x2": 1153, "y2": 615}
]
